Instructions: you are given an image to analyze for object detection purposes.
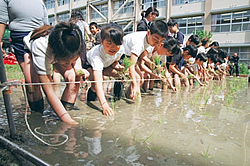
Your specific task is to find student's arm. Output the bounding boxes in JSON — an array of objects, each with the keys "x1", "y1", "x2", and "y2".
[
  {"x1": 93, "y1": 70, "x2": 114, "y2": 116},
  {"x1": 74, "y1": 57, "x2": 90, "y2": 79},
  {"x1": 129, "y1": 53, "x2": 140, "y2": 100},
  {"x1": 185, "y1": 68, "x2": 204, "y2": 86},
  {"x1": 0, "y1": 23, "x2": 6, "y2": 55},
  {"x1": 84, "y1": 26, "x2": 93, "y2": 42},
  {"x1": 39, "y1": 75, "x2": 78, "y2": 124},
  {"x1": 169, "y1": 63, "x2": 186, "y2": 79},
  {"x1": 139, "y1": 51, "x2": 160, "y2": 78}
]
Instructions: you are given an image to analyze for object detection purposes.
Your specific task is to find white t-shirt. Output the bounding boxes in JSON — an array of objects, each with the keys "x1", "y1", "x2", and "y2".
[
  {"x1": 197, "y1": 46, "x2": 206, "y2": 54},
  {"x1": 24, "y1": 32, "x2": 54, "y2": 75},
  {"x1": 146, "y1": 46, "x2": 166, "y2": 63},
  {"x1": 123, "y1": 31, "x2": 151, "y2": 57},
  {"x1": 76, "y1": 20, "x2": 89, "y2": 38},
  {"x1": 86, "y1": 44, "x2": 125, "y2": 71}
]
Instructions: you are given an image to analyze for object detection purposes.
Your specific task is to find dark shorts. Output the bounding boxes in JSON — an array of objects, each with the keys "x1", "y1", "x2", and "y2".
[{"x1": 10, "y1": 31, "x2": 30, "y2": 63}]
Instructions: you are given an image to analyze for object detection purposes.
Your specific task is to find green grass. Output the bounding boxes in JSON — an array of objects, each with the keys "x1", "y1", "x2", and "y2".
[{"x1": 4, "y1": 64, "x2": 24, "y2": 80}]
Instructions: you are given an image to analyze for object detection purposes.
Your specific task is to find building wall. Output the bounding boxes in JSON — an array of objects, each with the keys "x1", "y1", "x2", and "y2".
[{"x1": 45, "y1": 0, "x2": 250, "y2": 65}]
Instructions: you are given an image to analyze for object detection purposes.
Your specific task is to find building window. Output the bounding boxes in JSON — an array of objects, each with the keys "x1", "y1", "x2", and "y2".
[
  {"x1": 220, "y1": 47, "x2": 250, "y2": 66},
  {"x1": 172, "y1": 0, "x2": 204, "y2": 5},
  {"x1": 113, "y1": 0, "x2": 134, "y2": 14},
  {"x1": 58, "y1": 0, "x2": 70, "y2": 6},
  {"x1": 48, "y1": 16, "x2": 55, "y2": 26},
  {"x1": 91, "y1": 3, "x2": 108, "y2": 19},
  {"x1": 176, "y1": 16, "x2": 204, "y2": 34},
  {"x1": 211, "y1": 10, "x2": 250, "y2": 33},
  {"x1": 45, "y1": 0, "x2": 55, "y2": 9},
  {"x1": 57, "y1": 12, "x2": 70, "y2": 22},
  {"x1": 80, "y1": 8, "x2": 87, "y2": 21},
  {"x1": 142, "y1": 0, "x2": 166, "y2": 10}
]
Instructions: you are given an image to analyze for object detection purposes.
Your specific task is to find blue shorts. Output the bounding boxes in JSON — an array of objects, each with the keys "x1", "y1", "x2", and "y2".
[{"x1": 10, "y1": 31, "x2": 30, "y2": 63}]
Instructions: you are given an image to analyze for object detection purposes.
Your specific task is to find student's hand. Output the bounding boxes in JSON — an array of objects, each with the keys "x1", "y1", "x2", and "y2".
[
  {"x1": 60, "y1": 113, "x2": 79, "y2": 125},
  {"x1": 102, "y1": 102, "x2": 114, "y2": 116},
  {"x1": 170, "y1": 86, "x2": 177, "y2": 92},
  {"x1": 76, "y1": 69, "x2": 90, "y2": 80},
  {"x1": 0, "y1": 42, "x2": 7, "y2": 56},
  {"x1": 112, "y1": 61, "x2": 124, "y2": 71}
]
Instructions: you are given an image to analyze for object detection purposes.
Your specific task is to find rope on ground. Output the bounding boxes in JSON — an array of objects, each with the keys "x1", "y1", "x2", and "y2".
[{"x1": 21, "y1": 83, "x2": 69, "y2": 147}]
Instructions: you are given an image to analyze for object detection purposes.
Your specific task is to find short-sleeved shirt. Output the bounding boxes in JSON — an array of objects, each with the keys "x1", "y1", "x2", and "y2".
[
  {"x1": 167, "y1": 50, "x2": 182, "y2": 64},
  {"x1": 86, "y1": 44, "x2": 125, "y2": 71},
  {"x1": 23, "y1": 32, "x2": 54, "y2": 75},
  {"x1": 123, "y1": 31, "x2": 151, "y2": 57},
  {"x1": 146, "y1": 46, "x2": 166, "y2": 63},
  {"x1": 0, "y1": 0, "x2": 48, "y2": 32},
  {"x1": 197, "y1": 46, "x2": 206, "y2": 54},
  {"x1": 76, "y1": 20, "x2": 89, "y2": 39},
  {"x1": 173, "y1": 31, "x2": 184, "y2": 46}
]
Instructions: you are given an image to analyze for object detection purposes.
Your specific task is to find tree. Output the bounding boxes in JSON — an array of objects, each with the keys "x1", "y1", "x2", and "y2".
[{"x1": 193, "y1": 30, "x2": 213, "y2": 41}]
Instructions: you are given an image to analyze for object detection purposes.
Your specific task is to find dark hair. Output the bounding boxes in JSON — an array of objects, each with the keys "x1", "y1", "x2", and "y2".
[
  {"x1": 141, "y1": 7, "x2": 159, "y2": 18},
  {"x1": 163, "y1": 36, "x2": 180, "y2": 55},
  {"x1": 48, "y1": 21, "x2": 84, "y2": 61},
  {"x1": 209, "y1": 41, "x2": 219, "y2": 47},
  {"x1": 183, "y1": 44, "x2": 197, "y2": 58},
  {"x1": 196, "y1": 53, "x2": 207, "y2": 62},
  {"x1": 207, "y1": 48, "x2": 218, "y2": 63},
  {"x1": 100, "y1": 22, "x2": 124, "y2": 45},
  {"x1": 89, "y1": 22, "x2": 98, "y2": 29},
  {"x1": 149, "y1": 20, "x2": 168, "y2": 38},
  {"x1": 218, "y1": 48, "x2": 228, "y2": 59},
  {"x1": 200, "y1": 38, "x2": 210, "y2": 46},
  {"x1": 188, "y1": 34, "x2": 200, "y2": 45},
  {"x1": 70, "y1": 9, "x2": 84, "y2": 23},
  {"x1": 167, "y1": 19, "x2": 177, "y2": 27},
  {"x1": 30, "y1": 25, "x2": 53, "y2": 41}
]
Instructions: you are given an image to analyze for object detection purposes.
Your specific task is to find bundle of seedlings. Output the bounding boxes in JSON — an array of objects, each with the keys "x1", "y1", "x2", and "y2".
[{"x1": 114, "y1": 55, "x2": 134, "y2": 100}]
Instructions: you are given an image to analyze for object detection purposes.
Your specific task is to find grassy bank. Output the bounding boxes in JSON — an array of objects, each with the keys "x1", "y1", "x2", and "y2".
[{"x1": 4, "y1": 64, "x2": 24, "y2": 80}]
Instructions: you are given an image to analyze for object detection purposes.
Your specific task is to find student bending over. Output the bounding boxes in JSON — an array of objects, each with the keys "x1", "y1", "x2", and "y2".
[
  {"x1": 24, "y1": 22, "x2": 89, "y2": 124},
  {"x1": 84, "y1": 23, "x2": 125, "y2": 116}
]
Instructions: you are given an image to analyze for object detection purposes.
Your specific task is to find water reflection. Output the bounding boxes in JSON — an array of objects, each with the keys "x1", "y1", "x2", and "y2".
[{"x1": 1, "y1": 78, "x2": 249, "y2": 165}]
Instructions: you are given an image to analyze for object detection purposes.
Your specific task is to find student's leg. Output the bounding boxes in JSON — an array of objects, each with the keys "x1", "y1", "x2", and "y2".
[
  {"x1": 182, "y1": 68, "x2": 190, "y2": 87},
  {"x1": 174, "y1": 74, "x2": 181, "y2": 88},
  {"x1": 142, "y1": 72, "x2": 150, "y2": 92},
  {"x1": 86, "y1": 67, "x2": 97, "y2": 101},
  {"x1": 54, "y1": 64, "x2": 80, "y2": 108},
  {"x1": 235, "y1": 64, "x2": 239, "y2": 76},
  {"x1": 23, "y1": 53, "x2": 44, "y2": 112}
]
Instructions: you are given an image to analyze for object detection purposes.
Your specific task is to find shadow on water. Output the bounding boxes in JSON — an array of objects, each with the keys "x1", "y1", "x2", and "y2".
[{"x1": 0, "y1": 77, "x2": 250, "y2": 165}]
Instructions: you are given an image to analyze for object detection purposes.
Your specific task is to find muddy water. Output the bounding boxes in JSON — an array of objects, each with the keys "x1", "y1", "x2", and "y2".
[{"x1": 0, "y1": 78, "x2": 250, "y2": 166}]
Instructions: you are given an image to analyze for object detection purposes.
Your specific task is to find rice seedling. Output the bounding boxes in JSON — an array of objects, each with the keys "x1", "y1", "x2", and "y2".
[
  {"x1": 142, "y1": 128, "x2": 154, "y2": 143},
  {"x1": 157, "y1": 114, "x2": 162, "y2": 124},
  {"x1": 201, "y1": 144, "x2": 211, "y2": 159},
  {"x1": 122, "y1": 55, "x2": 134, "y2": 72}
]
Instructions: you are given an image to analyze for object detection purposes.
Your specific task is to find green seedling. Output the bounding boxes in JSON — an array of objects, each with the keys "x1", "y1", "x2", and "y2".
[
  {"x1": 154, "y1": 55, "x2": 161, "y2": 66},
  {"x1": 201, "y1": 144, "x2": 211, "y2": 159},
  {"x1": 142, "y1": 128, "x2": 154, "y2": 143},
  {"x1": 122, "y1": 55, "x2": 134, "y2": 72}
]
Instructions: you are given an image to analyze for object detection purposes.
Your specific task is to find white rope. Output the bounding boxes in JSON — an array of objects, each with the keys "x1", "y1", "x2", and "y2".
[{"x1": 21, "y1": 83, "x2": 69, "y2": 147}]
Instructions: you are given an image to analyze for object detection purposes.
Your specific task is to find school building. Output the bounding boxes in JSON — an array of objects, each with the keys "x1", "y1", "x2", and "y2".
[{"x1": 44, "y1": 0, "x2": 250, "y2": 66}]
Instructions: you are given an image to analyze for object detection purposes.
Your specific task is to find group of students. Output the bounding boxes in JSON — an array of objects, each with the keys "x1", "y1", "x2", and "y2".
[{"x1": 1, "y1": 3, "x2": 234, "y2": 125}]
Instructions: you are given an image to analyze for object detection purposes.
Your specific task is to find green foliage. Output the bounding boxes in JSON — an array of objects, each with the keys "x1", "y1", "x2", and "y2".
[
  {"x1": 122, "y1": 56, "x2": 134, "y2": 72},
  {"x1": 154, "y1": 55, "x2": 161, "y2": 66},
  {"x1": 4, "y1": 64, "x2": 24, "y2": 80},
  {"x1": 239, "y1": 63, "x2": 250, "y2": 75},
  {"x1": 193, "y1": 30, "x2": 213, "y2": 41}
]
